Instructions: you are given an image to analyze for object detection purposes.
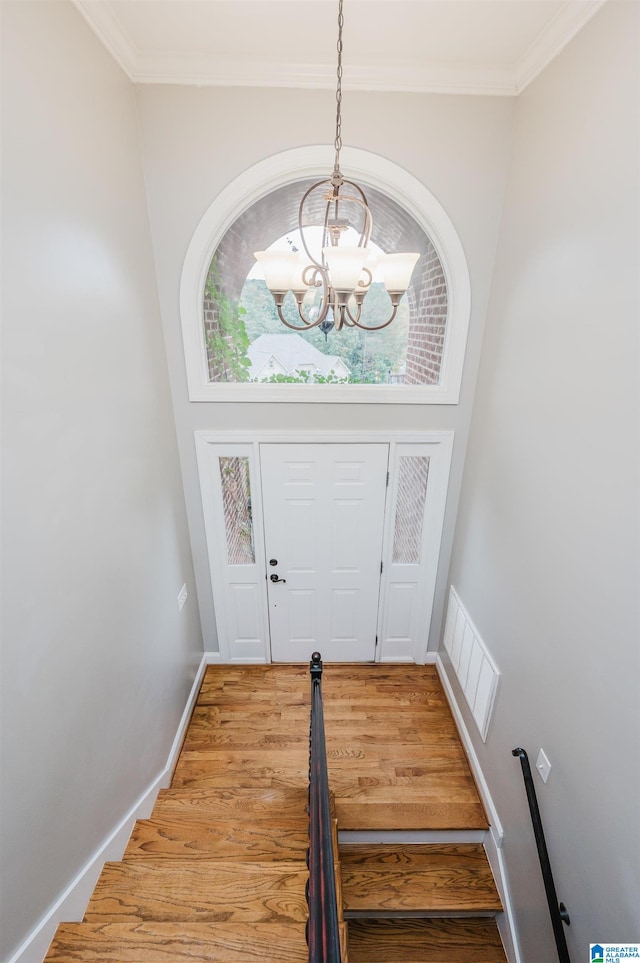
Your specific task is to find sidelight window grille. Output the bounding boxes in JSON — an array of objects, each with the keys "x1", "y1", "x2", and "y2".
[
  {"x1": 218, "y1": 456, "x2": 255, "y2": 564},
  {"x1": 392, "y1": 456, "x2": 430, "y2": 564}
]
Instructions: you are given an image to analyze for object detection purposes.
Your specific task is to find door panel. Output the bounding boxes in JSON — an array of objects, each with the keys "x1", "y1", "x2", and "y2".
[
  {"x1": 377, "y1": 443, "x2": 448, "y2": 662},
  {"x1": 196, "y1": 443, "x2": 270, "y2": 662},
  {"x1": 261, "y1": 444, "x2": 389, "y2": 662}
]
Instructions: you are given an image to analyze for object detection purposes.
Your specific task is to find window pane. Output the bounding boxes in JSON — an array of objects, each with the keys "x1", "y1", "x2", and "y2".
[
  {"x1": 203, "y1": 180, "x2": 448, "y2": 387},
  {"x1": 392, "y1": 456, "x2": 430, "y2": 564},
  {"x1": 219, "y1": 456, "x2": 255, "y2": 564}
]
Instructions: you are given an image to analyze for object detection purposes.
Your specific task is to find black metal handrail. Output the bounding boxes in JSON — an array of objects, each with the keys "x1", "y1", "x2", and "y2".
[
  {"x1": 307, "y1": 652, "x2": 342, "y2": 963},
  {"x1": 512, "y1": 747, "x2": 571, "y2": 963}
]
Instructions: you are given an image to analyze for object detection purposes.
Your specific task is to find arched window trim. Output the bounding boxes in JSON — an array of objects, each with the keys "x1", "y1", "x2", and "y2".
[{"x1": 180, "y1": 146, "x2": 471, "y2": 404}]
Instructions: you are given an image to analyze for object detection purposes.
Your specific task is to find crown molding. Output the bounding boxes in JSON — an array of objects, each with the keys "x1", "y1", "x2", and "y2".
[
  {"x1": 131, "y1": 56, "x2": 518, "y2": 96},
  {"x1": 73, "y1": 0, "x2": 137, "y2": 78},
  {"x1": 72, "y1": 0, "x2": 608, "y2": 96},
  {"x1": 515, "y1": 0, "x2": 608, "y2": 93}
]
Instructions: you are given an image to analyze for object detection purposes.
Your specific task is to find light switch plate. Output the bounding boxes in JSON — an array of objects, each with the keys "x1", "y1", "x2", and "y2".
[{"x1": 536, "y1": 748, "x2": 552, "y2": 783}]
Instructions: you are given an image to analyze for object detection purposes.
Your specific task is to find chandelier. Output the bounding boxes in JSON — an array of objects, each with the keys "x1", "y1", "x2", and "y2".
[{"x1": 254, "y1": 0, "x2": 419, "y2": 335}]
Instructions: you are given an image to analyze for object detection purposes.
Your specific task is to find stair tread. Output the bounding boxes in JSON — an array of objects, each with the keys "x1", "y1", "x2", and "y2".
[
  {"x1": 172, "y1": 748, "x2": 309, "y2": 769},
  {"x1": 170, "y1": 749, "x2": 309, "y2": 791},
  {"x1": 197, "y1": 690, "x2": 308, "y2": 707},
  {"x1": 201, "y1": 705, "x2": 446, "y2": 718},
  {"x1": 332, "y1": 776, "x2": 483, "y2": 795},
  {"x1": 184, "y1": 726, "x2": 460, "y2": 749},
  {"x1": 347, "y1": 918, "x2": 508, "y2": 962},
  {"x1": 170, "y1": 768, "x2": 308, "y2": 790},
  {"x1": 183, "y1": 731, "x2": 309, "y2": 749},
  {"x1": 46, "y1": 920, "x2": 309, "y2": 961},
  {"x1": 44, "y1": 664, "x2": 504, "y2": 962},
  {"x1": 125, "y1": 816, "x2": 309, "y2": 860},
  {"x1": 341, "y1": 844, "x2": 502, "y2": 914},
  {"x1": 326, "y1": 744, "x2": 477, "y2": 766},
  {"x1": 154, "y1": 786, "x2": 312, "y2": 817},
  {"x1": 85, "y1": 860, "x2": 309, "y2": 923}
]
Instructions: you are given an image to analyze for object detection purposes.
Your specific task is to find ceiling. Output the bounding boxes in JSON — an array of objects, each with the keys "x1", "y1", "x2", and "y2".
[{"x1": 73, "y1": 0, "x2": 607, "y2": 95}]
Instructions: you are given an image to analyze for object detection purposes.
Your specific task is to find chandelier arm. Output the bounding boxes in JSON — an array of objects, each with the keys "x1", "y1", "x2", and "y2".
[
  {"x1": 344, "y1": 299, "x2": 363, "y2": 326},
  {"x1": 340, "y1": 180, "x2": 373, "y2": 246},
  {"x1": 308, "y1": 266, "x2": 332, "y2": 326},
  {"x1": 275, "y1": 277, "x2": 334, "y2": 330},
  {"x1": 275, "y1": 304, "x2": 326, "y2": 332},
  {"x1": 348, "y1": 303, "x2": 401, "y2": 332},
  {"x1": 323, "y1": 196, "x2": 332, "y2": 256},
  {"x1": 298, "y1": 180, "x2": 331, "y2": 268},
  {"x1": 301, "y1": 264, "x2": 325, "y2": 292}
]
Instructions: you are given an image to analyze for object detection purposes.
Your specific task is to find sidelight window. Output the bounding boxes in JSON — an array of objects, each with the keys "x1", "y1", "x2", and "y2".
[{"x1": 218, "y1": 456, "x2": 254, "y2": 565}]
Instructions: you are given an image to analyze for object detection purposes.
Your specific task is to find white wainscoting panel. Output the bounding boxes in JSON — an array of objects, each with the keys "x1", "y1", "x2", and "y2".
[{"x1": 442, "y1": 587, "x2": 499, "y2": 741}]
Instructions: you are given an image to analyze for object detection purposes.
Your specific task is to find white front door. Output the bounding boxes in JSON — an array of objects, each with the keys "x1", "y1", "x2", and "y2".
[{"x1": 260, "y1": 444, "x2": 389, "y2": 662}]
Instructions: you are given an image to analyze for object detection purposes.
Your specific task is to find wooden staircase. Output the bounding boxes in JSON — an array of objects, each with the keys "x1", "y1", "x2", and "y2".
[{"x1": 45, "y1": 663, "x2": 508, "y2": 962}]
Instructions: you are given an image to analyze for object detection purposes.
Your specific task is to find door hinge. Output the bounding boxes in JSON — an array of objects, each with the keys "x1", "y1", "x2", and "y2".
[
  {"x1": 380, "y1": 560, "x2": 383, "y2": 574},
  {"x1": 386, "y1": 471, "x2": 390, "y2": 487}
]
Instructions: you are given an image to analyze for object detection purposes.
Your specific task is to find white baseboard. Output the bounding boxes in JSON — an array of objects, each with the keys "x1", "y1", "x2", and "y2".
[
  {"x1": 204, "y1": 651, "x2": 268, "y2": 664},
  {"x1": 9, "y1": 653, "x2": 208, "y2": 963},
  {"x1": 159, "y1": 653, "x2": 209, "y2": 788},
  {"x1": 484, "y1": 824, "x2": 524, "y2": 963},
  {"x1": 436, "y1": 653, "x2": 522, "y2": 963},
  {"x1": 378, "y1": 653, "x2": 437, "y2": 665}
]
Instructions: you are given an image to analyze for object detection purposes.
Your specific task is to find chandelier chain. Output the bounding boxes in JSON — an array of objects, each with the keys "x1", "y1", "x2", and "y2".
[
  {"x1": 334, "y1": 0, "x2": 344, "y2": 174},
  {"x1": 254, "y1": 0, "x2": 419, "y2": 335}
]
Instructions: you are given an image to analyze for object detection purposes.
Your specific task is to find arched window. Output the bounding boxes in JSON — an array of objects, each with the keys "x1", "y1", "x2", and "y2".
[{"x1": 181, "y1": 147, "x2": 470, "y2": 403}]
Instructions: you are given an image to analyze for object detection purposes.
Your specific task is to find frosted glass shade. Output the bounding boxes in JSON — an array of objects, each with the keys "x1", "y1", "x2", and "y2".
[
  {"x1": 254, "y1": 250, "x2": 297, "y2": 291},
  {"x1": 323, "y1": 246, "x2": 369, "y2": 293},
  {"x1": 290, "y1": 253, "x2": 313, "y2": 294},
  {"x1": 379, "y1": 252, "x2": 420, "y2": 292}
]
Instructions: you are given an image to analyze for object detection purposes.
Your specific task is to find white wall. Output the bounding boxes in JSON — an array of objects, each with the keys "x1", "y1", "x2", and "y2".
[
  {"x1": 134, "y1": 84, "x2": 514, "y2": 654},
  {"x1": 443, "y1": 2, "x2": 640, "y2": 958},
  {"x1": 0, "y1": 4, "x2": 203, "y2": 959}
]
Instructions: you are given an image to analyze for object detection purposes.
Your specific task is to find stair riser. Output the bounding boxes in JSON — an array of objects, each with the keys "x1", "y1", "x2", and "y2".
[{"x1": 346, "y1": 917, "x2": 507, "y2": 963}]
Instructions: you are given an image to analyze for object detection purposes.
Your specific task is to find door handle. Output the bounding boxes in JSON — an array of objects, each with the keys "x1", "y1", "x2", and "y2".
[{"x1": 270, "y1": 574, "x2": 286, "y2": 583}]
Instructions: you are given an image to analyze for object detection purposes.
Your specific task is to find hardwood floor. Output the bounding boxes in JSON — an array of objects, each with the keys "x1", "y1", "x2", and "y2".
[
  {"x1": 45, "y1": 661, "x2": 507, "y2": 962},
  {"x1": 322, "y1": 663, "x2": 489, "y2": 832}
]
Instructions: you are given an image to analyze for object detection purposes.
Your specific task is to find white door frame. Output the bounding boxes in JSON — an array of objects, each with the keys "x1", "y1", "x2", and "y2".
[{"x1": 195, "y1": 429, "x2": 454, "y2": 664}]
